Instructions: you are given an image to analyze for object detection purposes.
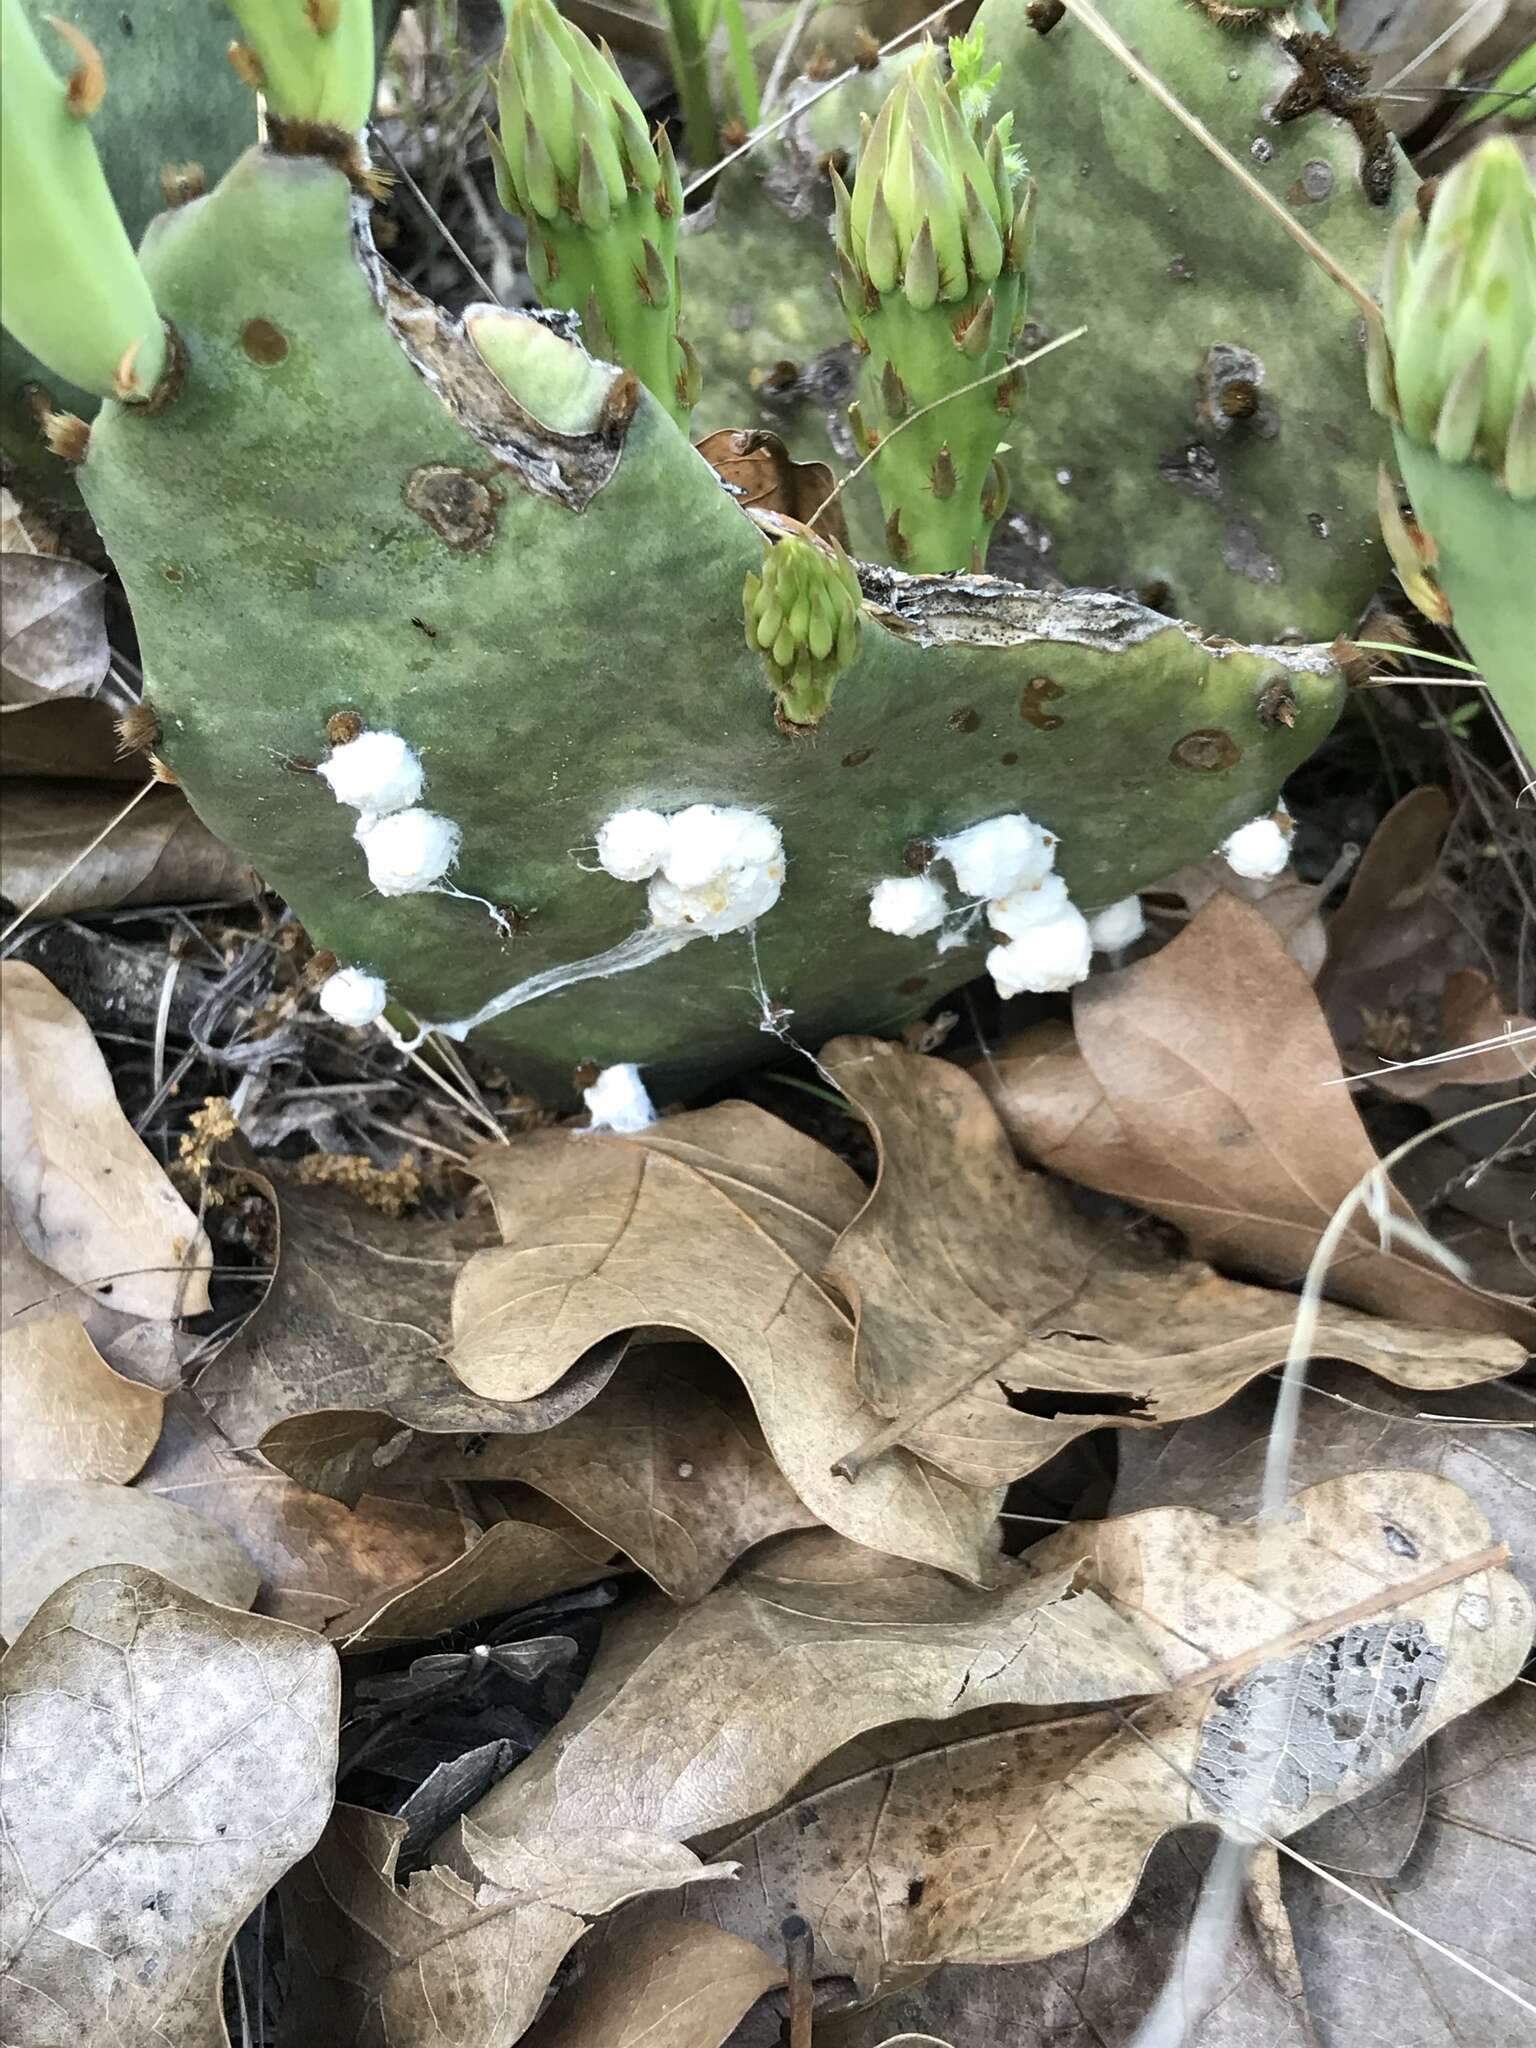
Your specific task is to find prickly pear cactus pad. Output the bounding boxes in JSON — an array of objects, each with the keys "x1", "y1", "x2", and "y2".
[{"x1": 77, "y1": 146, "x2": 1342, "y2": 1100}]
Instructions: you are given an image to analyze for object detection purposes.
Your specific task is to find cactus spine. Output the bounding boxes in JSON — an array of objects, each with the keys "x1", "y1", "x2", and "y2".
[
  {"x1": 834, "y1": 36, "x2": 1031, "y2": 573},
  {"x1": 1370, "y1": 139, "x2": 1536, "y2": 767},
  {"x1": 491, "y1": 0, "x2": 696, "y2": 426},
  {"x1": 0, "y1": 0, "x2": 167, "y2": 400}
]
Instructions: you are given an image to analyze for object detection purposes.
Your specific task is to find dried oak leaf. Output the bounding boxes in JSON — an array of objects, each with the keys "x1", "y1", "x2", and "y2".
[
  {"x1": 0, "y1": 548, "x2": 108, "y2": 705},
  {"x1": 695, "y1": 427, "x2": 851, "y2": 547},
  {"x1": 520, "y1": 1917, "x2": 782, "y2": 2048},
  {"x1": 275, "y1": 1802, "x2": 733, "y2": 2048},
  {"x1": 192, "y1": 1178, "x2": 625, "y2": 1503},
  {"x1": 0, "y1": 1310, "x2": 163, "y2": 1482},
  {"x1": 449, "y1": 1104, "x2": 1001, "y2": 1580},
  {"x1": 697, "y1": 1473, "x2": 1530, "y2": 1999},
  {"x1": 0, "y1": 963, "x2": 212, "y2": 1320},
  {"x1": 0, "y1": 1563, "x2": 338, "y2": 2045},
  {"x1": 973, "y1": 894, "x2": 1535, "y2": 1341},
  {"x1": 395, "y1": 1343, "x2": 815, "y2": 1603},
  {"x1": 821, "y1": 1035, "x2": 1528, "y2": 1491},
  {"x1": 0, "y1": 781, "x2": 253, "y2": 919},
  {"x1": 460, "y1": 1526, "x2": 1162, "y2": 1852}
]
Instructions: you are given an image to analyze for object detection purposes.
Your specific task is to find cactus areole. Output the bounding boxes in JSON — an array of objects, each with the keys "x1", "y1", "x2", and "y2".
[{"x1": 4, "y1": 30, "x2": 1347, "y2": 1101}]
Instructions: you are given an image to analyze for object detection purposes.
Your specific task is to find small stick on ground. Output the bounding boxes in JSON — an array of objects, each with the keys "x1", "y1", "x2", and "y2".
[{"x1": 784, "y1": 1913, "x2": 815, "y2": 2048}]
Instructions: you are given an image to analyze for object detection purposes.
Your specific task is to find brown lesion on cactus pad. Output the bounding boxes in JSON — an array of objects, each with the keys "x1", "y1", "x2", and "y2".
[
  {"x1": 1170, "y1": 728, "x2": 1242, "y2": 772},
  {"x1": 1256, "y1": 675, "x2": 1299, "y2": 729},
  {"x1": 947, "y1": 707, "x2": 981, "y2": 733},
  {"x1": 902, "y1": 838, "x2": 937, "y2": 874},
  {"x1": 403, "y1": 464, "x2": 504, "y2": 552},
  {"x1": 241, "y1": 318, "x2": 289, "y2": 366},
  {"x1": 841, "y1": 748, "x2": 873, "y2": 767},
  {"x1": 326, "y1": 710, "x2": 364, "y2": 745},
  {"x1": 896, "y1": 976, "x2": 929, "y2": 995},
  {"x1": 1195, "y1": 345, "x2": 1277, "y2": 439},
  {"x1": 1020, "y1": 676, "x2": 1066, "y2": 731},
  {"x1": 1273, "y1": 32, "x2": 1395, "y2": 204}
]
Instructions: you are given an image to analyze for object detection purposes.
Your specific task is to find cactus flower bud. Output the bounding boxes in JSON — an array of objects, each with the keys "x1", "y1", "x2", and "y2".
[
  {"x1": 743, "y1": 529, "x2": 865, "y2": 727},
  {"x1": 835, "y1": 36, "x2": 1032, "y2": 572},
  {"x1": 1371, "y1": 138, "x2": 1536, "y2": 768},
  {"x1": 492, "y1": 0, "x2": 693, "y2": 426}
]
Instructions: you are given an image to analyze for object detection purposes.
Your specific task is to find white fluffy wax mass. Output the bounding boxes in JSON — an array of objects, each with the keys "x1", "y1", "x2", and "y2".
[
  {"x1": 318, "y1": 966, "x2": 388, "y2": 1026},
  {"x1": 986, "y1": 906, "x2": 1093, "y2": 997},
  {"x1": 938, "y1": 813, "x2": 1056, "y2": 899},
  {"x1": 662, "y1": 804, "x2": 779, "y2": 889},
  {"x1": 1087, "y1": 895, "x2": 1145, "y2": 951},
  {"x1": 649, "y1": 856, "x2": 784, "y2": 935},
  {"x1": 319, "y1": 731, "x2": 424, "y2": 816},
  {"x1": 1220, "y1": 812, "x2": 1292, "y2": 880},
  {"x1": 358, "y1": 808, "x2": 461, "y2": 895},
  {"x1": 597, "y1": 808, "x2": 672, "y2": 882},
  {"x1": 583, "y1": 1061, "x2": 656, "y2": 1132},
  {"x1": 869, "y1": 874, "x2": 949, "y2": 936},
  {"x1": 987, "y1": 872, "x2": 1069, "y2": 939}
]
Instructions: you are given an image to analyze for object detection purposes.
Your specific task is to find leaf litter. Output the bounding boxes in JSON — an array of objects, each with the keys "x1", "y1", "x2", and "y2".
[{"x1": 1, "y1": 759, "x2": 1532, "y2": 2046}]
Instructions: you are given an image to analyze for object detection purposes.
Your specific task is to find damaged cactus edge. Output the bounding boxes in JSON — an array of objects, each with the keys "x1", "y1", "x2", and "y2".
[{"x1": 1, "y1": 0, "x2": 1345, "y2": 1102}]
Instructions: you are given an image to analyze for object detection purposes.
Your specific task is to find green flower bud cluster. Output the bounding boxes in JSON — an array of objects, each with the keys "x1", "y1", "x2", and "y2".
[
  {"x1": 743, "y1": 529, "x2": 865, "y2": 727},
  {"x1": 1376, "y1": 137, "x2": 1536, "y2": 494},
  {"x1": 491, "y1": 0, "x2": 697, "y2": 426},
  {"x1": 833, "y1": 40, "x2": 1033, "y2": 573},
  {"x1": 1371, "y1": 138, "x2": 1536, "y2": 770},
  {"x1": 0, "y1": 0, "x2": 168, "y2": 402}
]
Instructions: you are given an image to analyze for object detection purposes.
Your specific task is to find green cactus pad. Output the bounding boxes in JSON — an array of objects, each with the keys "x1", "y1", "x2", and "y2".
[
  {"x1": 78, "y1": 147, "x2": 1342, "y2": 1101},
  {"x1": 684, "y1": 10, "x2": 1412, "y2": 638}
]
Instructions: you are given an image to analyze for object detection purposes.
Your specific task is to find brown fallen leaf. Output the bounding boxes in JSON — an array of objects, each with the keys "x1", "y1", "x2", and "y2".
[
  {"x1": 194, "y1": 1178, "x2": 625, "y2": 1503},
  {"x1": 0, "y1": 698, "x2": 142, "y2": 782},
  {"x1": 136, "y1": 1392, "x2": 492, "y2": 1637},
  {"x1": 1146, "y1": 851, "x2": 1334, "y2": 977},
  {"x1": 820, "y1": 1036, "x2": 1528, "y2": 1490},
  {"x1": 276, "y1": 1802, "x2": 734, "y2": 2048},
  {"x1": 0, "y1": 1310, "x2": 163, "y2": 1482},
  {"x1": 0, "y1": 963, "x2": 212, "y2": 1320},
  {"x1": 1110, "y1": 1362, "x2": 1536, "y2": 1601},
  {"x1": 462, "y1": 1526, "x2": 1162, "y2": 1850},
  {"x1": 695, "y1": 427, "x2": 851, "y2": 547},
  {"x1": 1283, "y1": 1679, "x2": 1535, "y2": 2044},
  {"x1": 977, "y1": 895, "x2": 1535, "y2": 1338},
  {"x1": 789, "y1": 1834, "x2": 1313, "y2": 2048},
  {"x1": 0, "y1": 1480, "x2": 259, "y2": 1641},
  {"x1": 698, "y1": 1474, "x2": 1530, "y2": 1998},
  {"x1": 396, "y1": 1344, "x2": 815, "y2": 1603},
  {"x1": 452, "y1": 1117, "x2": 1001, "y2": 1580},
  {"x1": 0, "y1": 780, "x2": 253, "y2": 918},
  {"x1": 522, "y1": 1917, "x2": 782, "y2": 2048},
  {"x1": 0, "y1": 1563, "x2": 338, "y2": 2043},
  {"x1": 0, "y1": 548, "x2": 108, "y2": 704},
  {"x1": 1354, "y1": 967, "x2": 1536, "y2": 1101}
]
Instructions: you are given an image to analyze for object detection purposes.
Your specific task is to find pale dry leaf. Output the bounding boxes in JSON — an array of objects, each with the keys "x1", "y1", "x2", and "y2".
[
  {"x1": 462, "y1": 1525, "x2": 1163, "y2": 1850},
  {"x1": 0, "y1": 1563, "x2": 338, "y2": 2046},
  {"x1": 0, "y1": 963, "x2": 212, "y2": 1319},
  {"x1": 981, "y1": 895, "x2": 1535, "y2": 1339},
  {"x1": 0, "y1": 1480, "x2": 259, "y2": 1641},
  {"x1": 523, "y1": 1917, "x2": 782, "y2": 2048},
  {"x1": 1284, "y1": 1680, "x2": 1535, "y2": 2046},
  {"x1": 194, "y1": 1179, "x2": 624, "y2": 1503},
  {"x1": 399, "y1": 1344, "x2": 816, "y2": 1602},
  {"x1": 1358, "y1": 967, "x2": 1536, "y2": 1101},
  {"x1": 0, "y1": 1309, "x2": 163, "y2": 1482},
  {"x1": 0, "y1": 550, "x2": 108, "y2": 704},
  {"x1": 451, "y1": 1122, "x2": 1001, "y2": 1581},
  {"x1": 1111, "y1": 1362, "x2": 1536, "y2": 1601},
  {"x1": 787, "y1": 1834, "x2": 1314, "y2": 2048},
  {"x1": 698, "y1": 1473, "x2": 1530, "y2": 1998},
  {"x1": 1337, "y1": 0, "x2": 1519, "y2": 95},
  {"x1": 0, "y1": 781, "x2": 253, "y2": 918},
  {"x1": 1147, "y1": 854, "x2": 1331, "y2": 978},
  {"x1": 0, "y1": 697, "x2": 141, "y2": 782},
  {"x1": 276, "y1": 1801, "x2": 733, "y2": 2048},
  {"x1": 137, "y1": 1392, "x2": 488, "y2": 1636},
  {"x1": 820, "y1": 1037, "x2": 1528, "y2": 1492}
]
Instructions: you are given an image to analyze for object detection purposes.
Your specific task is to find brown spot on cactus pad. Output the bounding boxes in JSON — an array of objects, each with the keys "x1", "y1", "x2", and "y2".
[
  {"x1": 902, "y1": 838, "x2": 937, "y2": 874},
  {"x1": 326, "y1": 710, "x2": 364, "y2": 746},
  {"x1": 1256, "y1": 675, "x2": 1299, "y2": 728},
  {"x1": 403, "y1": 464, "x2": 503, "y2": 552},
  {"x1": 1020, "y1": 677, "x2": 1066, "y2": 731},
  {"x1": 897, "y1": 976, "x2": 929, "y2": 996},
  {"x1": 948, "y1": 708, "x2": 981, "y2": 734},
  {"x1": 841, "y1": 748, "x2": 872, "y2": 768},
  {"x1": 241, "y1": 318, "x2": 289, "y2": 365},
  {"x1": 1170, "y1": 728, "x2": 1242, "y2": 772}
]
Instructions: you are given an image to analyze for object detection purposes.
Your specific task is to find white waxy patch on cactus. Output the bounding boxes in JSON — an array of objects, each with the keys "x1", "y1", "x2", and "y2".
[
  {"x1": 646, "y1": 805, "x2": 785, "y2": 935},
  {"x1": 582, "y1": 1062, "x2": 657, "y2": 1134},
  {"x1": 597, "y1": 808, "x2": 673, "y2": 882},
  {"x1": 1087, "y1": 895, "x2": 1146, "y2": 951},
  {"x1": 1220, "y1": 809, "x2": 1292, "y2": 880},
  {"x1": 318, "y1": 966, "x2": 388, "y2": 1027},
  {"x1": 987, "y1": 872, "x2": 1071, "y2": 940},
  {"x1": 357, "y1": 808, "x2": 462, "y2": 896},
  {"x1": 987, "y1": 906, "x2": 1094, "y2": 997},
  {"x1": 868, "y1": 874, "x2": 950, "y2": 937},
  {"x1": 938, "y1": 814, "x2": 1056, "y2": 901},
  {"x1": 319, "y1": 731, "x2": 424, "y2": 817}
]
